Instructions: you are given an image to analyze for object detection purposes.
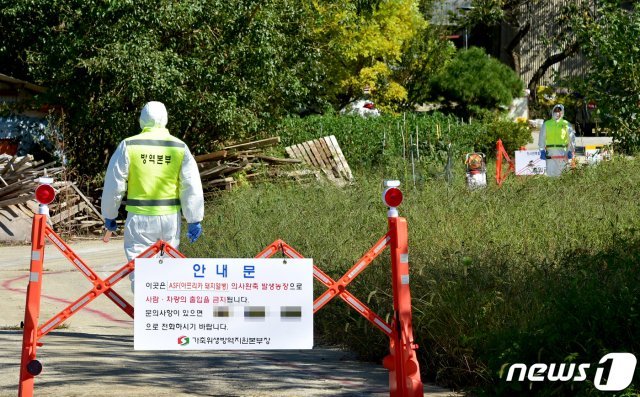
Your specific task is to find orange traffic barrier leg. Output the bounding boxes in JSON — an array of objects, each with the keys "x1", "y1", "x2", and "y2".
[
  {"x1": 18, "y1": 212, "x2": 185, "y2": 396},
  {"x1": 496, "y1": 139, "x2": 515, "y2": 186},
  {"x1": 384, "y1": 215, "x2": 424, "y2": 397},
  {"x1": 19, "y1": 213, "x2": 47, "y2": 397}
]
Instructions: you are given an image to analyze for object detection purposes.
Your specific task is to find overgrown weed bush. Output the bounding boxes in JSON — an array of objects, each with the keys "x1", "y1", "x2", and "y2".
[
  {"x1": 276, "y1": 112, "x2": 531, "y2": 175},
  {"x1": 183, "y1": 157, "x2": 640, "y2": 396}
]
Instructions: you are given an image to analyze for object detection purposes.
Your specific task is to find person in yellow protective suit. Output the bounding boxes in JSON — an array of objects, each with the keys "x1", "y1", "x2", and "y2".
[
  {"x1": 539, "y1": 104, "x2": 576, "y2": 177},
  {"x1": 101, "y1": 101, "x2": 204, "y2": 291}
]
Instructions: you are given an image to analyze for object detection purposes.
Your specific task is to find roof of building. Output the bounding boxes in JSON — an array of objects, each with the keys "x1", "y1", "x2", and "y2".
[
  {"x1": 0, "y1": 73, "x2": 46, "y2": 95},
  {"x1": 430, "y1": 0, "x2": 473, "y2": 25}
]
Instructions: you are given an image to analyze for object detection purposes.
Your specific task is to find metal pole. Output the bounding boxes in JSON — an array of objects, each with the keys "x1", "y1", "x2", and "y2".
[{"x1": 465, "y1": 27, "x2": 468, "y2": 50}]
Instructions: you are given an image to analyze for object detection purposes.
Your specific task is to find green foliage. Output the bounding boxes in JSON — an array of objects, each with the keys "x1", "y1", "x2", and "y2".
[
  {"x1": 312, "y1": 0, "x2": 426, "y2": 110},
  {"x1": 430, "y1": 47, "x2": 524, "y2": 115},
  {"x1": 570, "y1": 1, "x2": 640, "y2": 153},
  {"x1": 0, "y1": 0, "x2": 319, "y2": 174},
  {"x1": 183, "y1": 157, "x2": 640, "y2": 395},
  {"x1": 276, "y1": 112, "x2": 531, "y2": 172},
  {"x1": 455, "y1": 114, "x2": 531, "y2": 155},
  {"x1": 0, "y1": 0, "x2": 463, "y2": 173},
  {"x1": 396, "y1": 25, "x2": 457, "y2": 106}
]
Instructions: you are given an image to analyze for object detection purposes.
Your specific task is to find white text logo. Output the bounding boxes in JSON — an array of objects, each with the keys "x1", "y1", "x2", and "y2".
[{"x1": 505, "y1": 353, "x2": 637, "y2": 391}]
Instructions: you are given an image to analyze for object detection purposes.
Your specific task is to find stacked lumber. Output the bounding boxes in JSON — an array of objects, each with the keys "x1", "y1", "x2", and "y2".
[
  {"x1": 284, "y1": 135, "x2": 354, "y2": 187},
  {"x1": 47, "y1": 181, "x2": 104, "y2": 233},
  {"x1": 196, "y1": 137, "x2": 301, "y2": 190},
  {"x1": 0, "y1": 154, "x2": 104, "y2": 241},
  {"x1": 0, "y1": 154, "x2": 63, "y2": 207}
]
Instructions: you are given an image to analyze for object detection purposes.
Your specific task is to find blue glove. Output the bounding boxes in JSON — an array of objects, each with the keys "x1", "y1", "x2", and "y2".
[
  {"x1": 540, "y1": 150, "x2": 547, "y2": 160},
  {"x1": 567, "y1": 151, "x2": 573, "y2": 160},
  {"x1": 105, "y1": 218, "x2": 117, "y2": 232},
  {"x1": 187, "y1": 222, "x2": 202, "y2": 243}
]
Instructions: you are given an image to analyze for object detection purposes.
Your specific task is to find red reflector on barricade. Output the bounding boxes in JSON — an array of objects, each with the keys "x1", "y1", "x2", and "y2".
[
  {"x1": 383, "y1": 187, "x2": 403, "y2": 207},
  {"x1": 34, "y1": 185, "x2": 55, "y2": 205}
]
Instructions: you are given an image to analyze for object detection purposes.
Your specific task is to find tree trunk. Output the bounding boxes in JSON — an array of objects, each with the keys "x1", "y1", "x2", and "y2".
[
  {"x1": 528, "y1": 41, "x2": 581, "y2": 101},
  {"x1": 504, "y1": 22, "x2": 530, "y2": 75}
]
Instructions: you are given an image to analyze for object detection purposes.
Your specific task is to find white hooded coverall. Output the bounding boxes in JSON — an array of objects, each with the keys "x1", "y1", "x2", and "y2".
[
  {"x1": 101, "y1": 101, "x2": 204, "y2": 270},
  {"x1": 539, "y1": 104, "x2": 576, "y2": 177}
]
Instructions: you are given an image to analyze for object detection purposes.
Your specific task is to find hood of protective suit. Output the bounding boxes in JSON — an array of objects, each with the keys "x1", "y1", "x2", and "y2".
[
  {"x1": 551, "y1": 104, "x2": 564, "y2": 121},
  {"x1": 139, "y1": 101, "x2": 168, "y2": 129}
]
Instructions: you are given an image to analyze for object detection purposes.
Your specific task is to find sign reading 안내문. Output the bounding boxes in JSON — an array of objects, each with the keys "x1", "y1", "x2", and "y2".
[{"x1": 134, "y1": 258, "x2": 313, "y2": 350}]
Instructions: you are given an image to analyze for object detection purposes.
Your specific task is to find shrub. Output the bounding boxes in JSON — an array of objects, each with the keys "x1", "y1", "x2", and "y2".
[
  {"x1": 430, "y1": 47, "x2": 524, "y2": 117},
  {"x1": 276, "y1": 112, "x2": 532, "y2": 174}
]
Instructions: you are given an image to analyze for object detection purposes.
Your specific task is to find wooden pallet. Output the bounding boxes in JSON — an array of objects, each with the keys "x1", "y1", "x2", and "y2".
[{"x1": 284, "y1": 136, "x2": 353, "y2": 186}]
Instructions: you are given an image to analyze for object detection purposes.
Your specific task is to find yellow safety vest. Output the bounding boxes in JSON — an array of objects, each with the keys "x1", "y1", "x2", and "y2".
[
  {"x1": 544, "y1": 119, "x2": 570, "y2": 148},
  {"x1": 125, "y1": 127, "x2": 185, "y2": 215}
]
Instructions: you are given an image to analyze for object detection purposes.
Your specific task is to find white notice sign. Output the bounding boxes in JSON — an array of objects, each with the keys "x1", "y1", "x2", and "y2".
[
  {"x1": 134, "y1": 258, "x2": 313, "y2": 350},
  {"x1": 515, "y1": 150, "x2": 546, "y2": 176}
]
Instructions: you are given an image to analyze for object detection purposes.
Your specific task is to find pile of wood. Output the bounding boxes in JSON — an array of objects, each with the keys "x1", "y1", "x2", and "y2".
[
  {"x1": 0, "y1": 154, "x2": 104, "y2": 241},
  {"x1": 195, "y1": 137, "x2": 302, "y2": 191},
  {"x1": 195, "y1": 135, "x2": 355, "y2": 189},
  {"x1": 46, "y1": 181, "x2": 104, "y2": 233},
  {"x1": 0, "y1": 135, "x2": 354, "y2": 241},
  {"x1": 0, "y1": 154, "x2": 63, "y2": 207}
]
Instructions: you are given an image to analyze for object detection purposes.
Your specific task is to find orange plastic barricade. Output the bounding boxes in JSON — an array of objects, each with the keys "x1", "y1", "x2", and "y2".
[
  {"x1": 255, "y1": 182, "x2": 424, "y2": 397},
  {"x1": 18, "y1": 211, "x2": 184, "y2": 397},
  {"x1": 495, "y1": 139, "x2": 515, "y2": 186},
  {"x1": 20, "y1": 179, "x2": 423, "y2": 397}
]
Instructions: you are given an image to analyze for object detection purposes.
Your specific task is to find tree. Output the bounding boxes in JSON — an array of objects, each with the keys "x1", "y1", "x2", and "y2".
[
  {"x1": 396, "y1": 25, "x2": 457, "y2": 106},
  {"x1": 311, "y1": 0, "x2": 426, "y2": 111},
  {"x1": 429, "y1": 47, "x2": 524, "y2": 116},
  {"x1": 0, "y1": 0, "x2": 319, "y2": 174},
  {"x1": 570, "y1": 0, "x2": 640, "y2": 153}
]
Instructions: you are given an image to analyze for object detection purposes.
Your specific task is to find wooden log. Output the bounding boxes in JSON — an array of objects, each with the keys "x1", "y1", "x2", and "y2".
[
  {"x1": 200, "y1": 164, "x2": 230, "y2": 178},
  {"x1": 25, "y1": 200, "x2": 40, "y2": 214},
  {"x1": 2, "y1": 155, "x2": 33, "y2": 178},
  {"x1": 50, "y1": 203, "x2": 88, "y2": 225},
  {"x1": 69, "y1": 182, "x2": 104, "y2": 222},
  {"x1": 220, "y1": 166, "x2": 245, "y2": 176},
  {"x1": 207, "y1": 177, "x2": 235, "y2": 186},
  {"x1": 10, "y1": 204, "x2": 34, "y2": 219},
  {"x1": 255, "y1": 155, "x2": 302, "y2": 164},
  {"x1": 0, "y1": 195, "x2": 33, "y2": 207},
  {"x1": 234, "y1": 149, "x2": 263, "y2": 156},
  {"x1": 0, "y1": 180, "x2": 33, "y2": 199},
  {"x1": 0, "y1": 156, "x2": 18, "y2": 178},
  {"x1": 195, "y1": 150, "x2": 228, "y2": 163},
  {"x1": 223, "y1": 137, "x2": 280, "y2": 151}
]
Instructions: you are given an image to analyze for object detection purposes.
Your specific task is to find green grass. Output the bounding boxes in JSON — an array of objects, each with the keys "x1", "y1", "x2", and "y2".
[{"x1": 182, "y1": 157, "x2": 640, "y2": 396}]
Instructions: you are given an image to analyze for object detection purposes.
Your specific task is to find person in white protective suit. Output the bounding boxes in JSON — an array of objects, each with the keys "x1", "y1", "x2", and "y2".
[
  {"x1": 101, "y1": 101, "x2": 204, "y2": 291},
  {"x1": 539, "y1": 104, "x2": 576, "y2": 177}
]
